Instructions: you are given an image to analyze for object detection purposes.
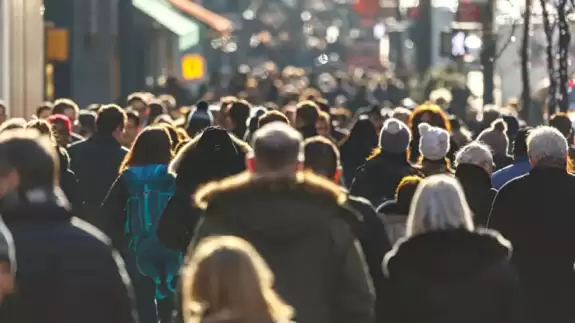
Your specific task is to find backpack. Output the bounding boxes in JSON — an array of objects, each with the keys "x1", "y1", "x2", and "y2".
[{"x1": 123, "y1": 164, "x2": 181, "y2": 299}]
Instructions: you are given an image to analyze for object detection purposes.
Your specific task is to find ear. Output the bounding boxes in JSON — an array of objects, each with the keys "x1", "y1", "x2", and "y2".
[
  {"x1": 246, "y1": 157, "x2": 256, "y2": 173},
  {"x1": 334, "y1": 167, "x2": 343, "y2": 183}
]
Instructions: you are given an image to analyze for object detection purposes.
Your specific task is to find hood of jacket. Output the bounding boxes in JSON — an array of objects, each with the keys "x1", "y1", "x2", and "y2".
[
  {"x1": 195, "y1": 171, "x2": 356, "y2": 242},
  {"x1": 384, "y1": 229, "x2": 512, "y2": 280},
  {"x1": 169, "y1": 129, "x2": 251, "y2": 190}
]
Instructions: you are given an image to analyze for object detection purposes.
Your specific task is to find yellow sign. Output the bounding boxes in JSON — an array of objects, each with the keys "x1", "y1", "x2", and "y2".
[
  {"x1": 46, "y1": 28, "x2": 69, "y2": 62},
  {"x1": 181, "y1": 54, "x2": 205, "y2": 81}
]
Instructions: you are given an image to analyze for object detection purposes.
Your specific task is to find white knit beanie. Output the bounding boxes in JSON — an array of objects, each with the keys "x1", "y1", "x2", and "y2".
[{"x1": 419, "y1": 123, "x2": 451, "y2": 161}]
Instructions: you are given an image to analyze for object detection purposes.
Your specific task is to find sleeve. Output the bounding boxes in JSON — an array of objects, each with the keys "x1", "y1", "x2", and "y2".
[
  {"x1": 109, "y1": 250, "x2": 139, "y2": 323},
  {"x1": 349, "y1": 167, "x2": 372, "y2": 202},
  {"x1": 100, "y1": 175, "x2": 129, "y2": 249},
  {"x1": 157, "y1": 192, "x2": 202, "y2": 252},
  {"x1": 331, "y1": 218, "x2": 376, "y2": 323}
]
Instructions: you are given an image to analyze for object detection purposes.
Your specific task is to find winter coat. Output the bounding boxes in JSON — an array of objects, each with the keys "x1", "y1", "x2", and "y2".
[
  {"x1": 68, "y1": 133, "x2": 128, "y2": 228},
  {"x1": 383, "y1": 229, "x2": 524, "y2": 323},
  {"x1": 57, "y1": 147, "x2": 82, "y2": 212},
  {"x1": 0, "y1": 190, "x2": 137, "y2": 323},
  {"x1": 351, "y1": 152, "x2": 419, "y2": 206},
  {"x1": 491, "y1": 157, "x2": 531, "y2": 189},
  {"x1": 347, "y1": 195, "x2": 392, "y2": 323},
  {"x1": 376, "y1": 200, "x2": 408, "y2": 245},
  {"x1": 454, "y1": 164, "x2": 497, "y2": 226},
  {"x1": 192, "y1": 172, "x2": 375, "y2": 323},
  {"x1": 156, "y1": 131, "x2": 250, "y2": 252},
  {"x1": 489, "y1": 166, "x2": 575, "y2": 323},
  {"x1": 493, "y1": 153, "x2": 514, "y2": 171}
]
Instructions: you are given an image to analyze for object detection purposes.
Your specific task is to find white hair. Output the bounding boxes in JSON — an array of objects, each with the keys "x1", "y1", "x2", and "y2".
[
  {"x1": 406, "y1": 175, "x2": 474, "y2": 236},
  {"x1": 455, "y1": 141, "x2": 493, "y2": 172},
  {"x1": 527, "y1": 126, "x2": 568, "y2": 165}
]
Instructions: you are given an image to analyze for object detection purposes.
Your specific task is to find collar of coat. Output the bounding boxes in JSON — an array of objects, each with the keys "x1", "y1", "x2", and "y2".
[{"x1": 194, "y1": 170, "x2": 348, "y2": 210}]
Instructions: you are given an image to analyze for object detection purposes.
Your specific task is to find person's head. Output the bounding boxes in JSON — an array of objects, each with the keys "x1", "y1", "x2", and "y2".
[
  {"x1": 408, "y1": 103, "x2": 451, "y2": 133},
  {"x1": 248, "y1": 122, "x2": 303, "y2": 175},
  {"x1": 367, "y1": 105, "x2": 385, "y2": 133},
  {"x1": 158, "y1": 94, "x2": 177, "y2": 112},
  {"x1": 513, "y1": 126, "x2": 532, "y2": 159},
  {"x1": 303, "y1": 136, "x2": 341, "y2": 182},
  {"x1": 455, "y1": 141, "x2": 494, "y2": 175},
  {"x1": 395, "y1": 175, "x2": 423, "y2": 214},
  {"x1": 96, "y1": 104, "x2": 127, "y2": 140},
  {"x1": 418, "y1": 122, "x2": 450, "y2": 162},
  {"x1": 181, "y1": 236, "x2": 293, "y2": 323},
  {"x1": 47, "y1": 114, "x2": 72, "y2": 147},
  {"x1": 406, "y1": 175, "x2": 474, "y2": 236},
  {"x1": 78, "y1": 110, "x2": 97, "y2": 138},
  {"x1": 218, "y1": 96, "x2": 238, "y2": 128},
  {"x1": 476, "y1": 119, "x2": 509, "y2": 157},
  {"x1": 295, "y1": 100, "x2": 320, "y2": 133},
  {"x1": 122, "y1": 110, "x2": 141, "y2": 147},
  {"x1": 127, "y1": 92, "x2": 149, "y2": 113},
  {"x1": 161, "y1": 124, "x2": 182, "y2": 151},
  {"x1": 120, "y1": 126, "x2": 173, "y2": 173},
  {"x1": 316, "y1": 111, "x2": 331, "y2": 138},
  {"x1": 36, "y1": 102, "x2": 53, "y2": 120},
  {"x1": 227, "y1": 100, "x2": 251, "y2": 132},
  {"x1": 0, "y1": 129, "x2": 59, "y2": 195},
  {"x1": 527, "y1": 126, "x2": 569, "y2": 169},
  {"x1": 379, "y1": 118, "x2": 411, "y2": 155},
  {"x1": 146, "y1": 100, "x2": 167, "y2": 125},
  {"x1": 549, "y1": 112, "x2": 573, "y2": 141},
  {"x1": 0, "y1": 101, "x2": 7, "y2": 125},
  {"x1": 258, "y1": 110, "x2": 290, "y2": 128},
  {"x1": 187, "y1": 101, "x2": 214, "y2": 138},
  {"x1": 392, "y1": 107, "x2": 411, "y2": 125},
  {"x1": 0, "y1": 119, "x2": 27, "y2": 134},
  {"x1": 52, "y1": 98, "x2": 79, "y2": 123},
  {"x1": 25, "y1": 120, "x2": 56, "y2": 143}
]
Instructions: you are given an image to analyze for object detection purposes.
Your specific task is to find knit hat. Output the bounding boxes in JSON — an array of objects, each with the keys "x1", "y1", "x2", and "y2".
[
  {"x1": 186, "y1": 100, "x2": 213, "y2": 137},
  {"x1": 379, "y1": 118, "x2": 411, "y2": 154},
  {"x1": 418, "y1": 122, "x2": 450, "y2": 161},
  {"x1": 0, "y1": 217, "x2": 15, "y2": 276},
  {"x1": 477, "y1": 119, "x2": 509, "y2": 156}
]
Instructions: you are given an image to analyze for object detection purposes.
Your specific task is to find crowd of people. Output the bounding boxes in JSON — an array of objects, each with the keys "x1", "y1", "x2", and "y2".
[{"x1": 0, "y1": 80, "x2": 573, "y2": 323}]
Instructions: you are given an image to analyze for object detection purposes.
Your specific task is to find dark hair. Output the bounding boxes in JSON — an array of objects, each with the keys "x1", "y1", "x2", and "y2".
[
  {"x1": 0, "y1": 129, "x2": 58, "y2": 190},
  {"x1": 147, "y1": 100, "x2": 167, "y2": 124},
  {"x1": 78, "y1": 111, "x2": 97, "y2": 137},
  {"x1": 228, "y1": 100, "x2": 251, "y2": 128},
  {"x1": 126, "y1": 110, "x2": 140, "y2": 127},
  {"x1": 313, "y1": 97, "x2": 330, "y2": 113},
  {"x1": 549, "y1": 112, "x2": 573, "y2": 138},
  {"x1": 96, "y1": 104, "x2": 127, "y2": 134},
  {"x1": 296, "y1": 101, "x2": 320, "y2": 126},
  {"x1": 395, "y1": 175, "x2": 423, "y2": 213},
  {"x1": 161, "y1": 124, "x2": 181, "y2": 150},
  {"x1": 120, "y1": 126, "x2": 173, "y2": 173},
  {"x1": 36, "y1": 102, "x2": 53, "y2": 117},
  {"x1": 513, "y1": 126, "x2": 532, "y2": 158},
  {"x1": 303, "y1": 136, "x2": 340, "y2": 179},
  {"x1": 52, "y1": 98, "x2": 79, "y2": 117},
  {"x1": 258, "y1": 110, "x2": 290, "y2": 128}
]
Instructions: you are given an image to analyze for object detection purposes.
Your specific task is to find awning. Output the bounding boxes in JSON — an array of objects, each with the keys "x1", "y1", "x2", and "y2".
[
  {"x1": 168, "y1": 0, "x2": 233, "y2": 35},
  {"x1": 132, "y1": 0, "x2": 200, "y2": 50}
]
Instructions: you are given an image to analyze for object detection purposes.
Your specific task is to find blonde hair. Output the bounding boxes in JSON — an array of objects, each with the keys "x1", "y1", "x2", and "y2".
[
  {"x1": 182, "y1": 236, "x2": 293, "y2": 323},
  {"x1": 406, "y1": 175, "x2": 474, "y2": 236}
]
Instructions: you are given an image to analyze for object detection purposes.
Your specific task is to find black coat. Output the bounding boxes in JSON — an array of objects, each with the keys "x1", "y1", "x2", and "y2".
[
  {"x1": 0, "y1": 194, "x2": 137, "y2": 323},
  {"x1": 350, "y1": 152, "x2": 419, "y2": 206},
  {"x1": 454, "y1": 164, "x2": 497, "y2": 226},
  {"x1": 489, "y1": 167, "x2": 575, "y2": 323},
  {"x1": 57, "y1": 147, "x2": 82, "y2": 212},
  {"x1": 192, "y1": 172, "x2": 375, "y2": 323},
  {"x1": 384, "y1": 229, "x2": 524, "y2": 323},
  {"x1": 68, "y1": 133, "x2": 128, "y2": 228}
]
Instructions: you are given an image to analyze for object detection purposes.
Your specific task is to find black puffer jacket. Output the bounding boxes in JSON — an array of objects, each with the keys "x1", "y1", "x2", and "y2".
[
  {"x1": 192, "y1": 172, "x2": 375, "y2": 323},
  {"x1": 454, "y1": 164, "x2": 497, "y2": 226},
  {"x1": 383, "y1": 229, "x2": 524, "y2": 323},
  {"x1": 350, "y1": 152, "x2": 419, "y2": 205}
]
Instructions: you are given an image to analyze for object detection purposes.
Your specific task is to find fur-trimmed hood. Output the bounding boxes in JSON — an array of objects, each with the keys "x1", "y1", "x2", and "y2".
[
  {"x1": 195, "y1": 171, "x2": 353, "y2": 241},
  {"x1": 383, "y1": 228, "x2": 512, "y2": 279},
  {"x1": 168, "y1": 128, "x2": 251, "y2": 190}
]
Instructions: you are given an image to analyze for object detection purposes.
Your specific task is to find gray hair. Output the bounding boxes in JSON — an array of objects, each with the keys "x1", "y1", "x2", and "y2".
[
  {"x1": 406, "y1": 175, "x2": 474, "y2": 236},
  {"x1": 251, "y1": 122, "x2": 303, "y2": 173},
  {"x1": 527, "y1": 126, "x2": 568, "y2": 166},
  {"x1": 455, "y1": 142, "x2": 494, "y2": 173}
]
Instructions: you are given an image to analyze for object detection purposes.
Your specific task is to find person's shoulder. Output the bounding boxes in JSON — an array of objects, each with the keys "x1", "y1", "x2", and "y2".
[
  {"x1": 67, "y1": 138, "x2": 89, "y2": 152},
  {"x1": 70, "y1": 217, "x2": 114, "y2": 247}
]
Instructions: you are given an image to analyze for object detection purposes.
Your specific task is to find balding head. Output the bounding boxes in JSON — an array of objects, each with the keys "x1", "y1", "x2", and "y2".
[{"x1": 250, "y1": 122, "x2": 303, "y2": 174}]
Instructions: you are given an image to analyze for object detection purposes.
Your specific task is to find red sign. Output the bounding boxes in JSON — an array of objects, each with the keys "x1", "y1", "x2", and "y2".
[
  {"x1": 455, "y1": 2, "x2": 482, "y2": 22},
  {"x1": 353, "y1": 0, "x2": 381, "y2": 19}
]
